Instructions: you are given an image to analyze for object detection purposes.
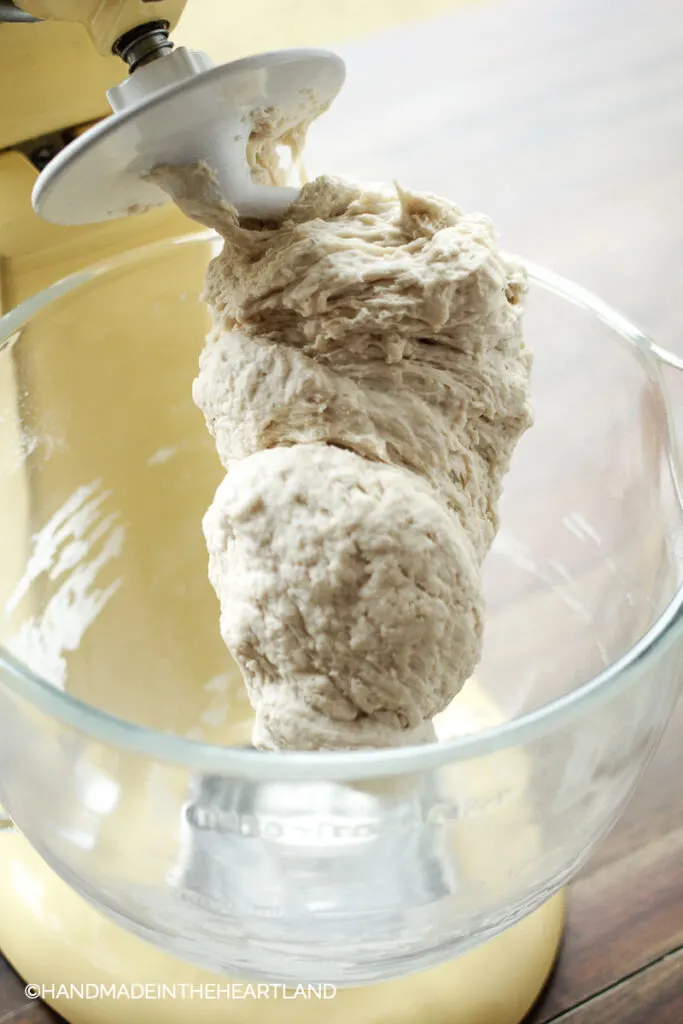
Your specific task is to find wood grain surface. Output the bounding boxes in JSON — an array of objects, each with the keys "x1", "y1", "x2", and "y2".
[
  {"x1": 546, "y1": 948, "x2": 683, "y2": 1023},
  {"x1": 0, "y1": 967, "x2": 57, "y2": 1024},
  {"x1": 2, "y1": 0, "x2": 683, "y2": 1021}
]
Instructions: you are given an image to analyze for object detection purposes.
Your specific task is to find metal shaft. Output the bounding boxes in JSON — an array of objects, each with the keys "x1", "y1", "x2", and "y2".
[
  {"x1": 0, "y1": 1, "x2": 40, "y2": 22},
  {"x1": 112, "y1": 20, "x2": 174, "y2": 73}
]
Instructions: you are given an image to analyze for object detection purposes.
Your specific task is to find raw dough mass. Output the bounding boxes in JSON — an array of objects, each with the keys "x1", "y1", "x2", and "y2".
[{"x1": 152, "y1": 166, "x2": 533, "y2": 751}]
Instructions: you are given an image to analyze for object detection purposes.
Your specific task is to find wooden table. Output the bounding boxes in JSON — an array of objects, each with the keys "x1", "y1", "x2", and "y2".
[{"x1": 2, "y1": 0, "x2": 683, "y2": 1019}]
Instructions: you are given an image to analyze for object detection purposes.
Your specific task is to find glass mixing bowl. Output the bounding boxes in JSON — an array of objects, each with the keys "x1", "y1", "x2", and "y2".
[{"x1": 1, "y1": 234, "x2": 682, "y2": 985}]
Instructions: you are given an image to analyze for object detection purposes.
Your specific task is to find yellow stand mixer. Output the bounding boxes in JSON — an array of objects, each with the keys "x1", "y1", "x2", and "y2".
[{"x1": 0, "y1": 2, "x2": 566, "y2": 1022}]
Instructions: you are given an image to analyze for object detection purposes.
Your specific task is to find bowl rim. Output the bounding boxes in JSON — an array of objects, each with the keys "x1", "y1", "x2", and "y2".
[{"x1": 1, "y1": 233, "x2": 682, "y2": 781}]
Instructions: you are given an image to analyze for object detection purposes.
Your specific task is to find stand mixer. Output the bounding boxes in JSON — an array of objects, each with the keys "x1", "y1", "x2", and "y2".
[{"x1": 2, "y1": 2, "x2": 683, "y2": 1023}]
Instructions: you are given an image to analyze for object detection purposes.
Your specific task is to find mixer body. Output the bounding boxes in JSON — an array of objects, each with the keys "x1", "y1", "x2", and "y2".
[
  {"x1": 18, "y1": 0, "x2": 187, "y2": 53},
  {"x1": 6, "y1": 2, "x2": 682, "y2": 1023}
]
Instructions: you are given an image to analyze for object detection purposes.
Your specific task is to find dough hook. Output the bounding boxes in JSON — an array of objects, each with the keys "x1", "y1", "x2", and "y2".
[{"x1": 32, "y1": 33, "x2": 345, "y2": 225}]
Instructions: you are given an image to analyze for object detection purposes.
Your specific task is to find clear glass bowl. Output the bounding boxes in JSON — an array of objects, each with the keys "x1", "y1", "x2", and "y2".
[{"x1": 1, "y1": 235, "x2": 682, "y2": 984}]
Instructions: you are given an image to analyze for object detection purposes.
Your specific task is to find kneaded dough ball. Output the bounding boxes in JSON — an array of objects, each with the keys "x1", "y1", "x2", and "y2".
[
  {"x1": 150, "y1": 166, "x2": 533, "y2": 751},
  {"x1": 203, "y1": 444, "x2": 483, "y2": 750}
]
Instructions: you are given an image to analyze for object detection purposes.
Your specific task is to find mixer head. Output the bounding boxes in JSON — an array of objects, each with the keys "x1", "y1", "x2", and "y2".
[{"x1": 15, "y1": 3, "x2": 345, "y2": 224}]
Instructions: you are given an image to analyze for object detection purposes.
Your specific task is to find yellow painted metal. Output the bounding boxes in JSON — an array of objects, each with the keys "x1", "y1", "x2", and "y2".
[
  {"x1": 0, "y1": 22, "x2": 121, "y2": 150},
  {"x1": 18, "y1": 0, "x2": 187, "y2": 54}
]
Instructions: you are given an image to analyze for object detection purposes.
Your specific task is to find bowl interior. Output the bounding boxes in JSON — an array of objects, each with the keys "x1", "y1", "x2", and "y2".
[{"x1": 0, "y1": 240, "x2": 681, "y2": 745}]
